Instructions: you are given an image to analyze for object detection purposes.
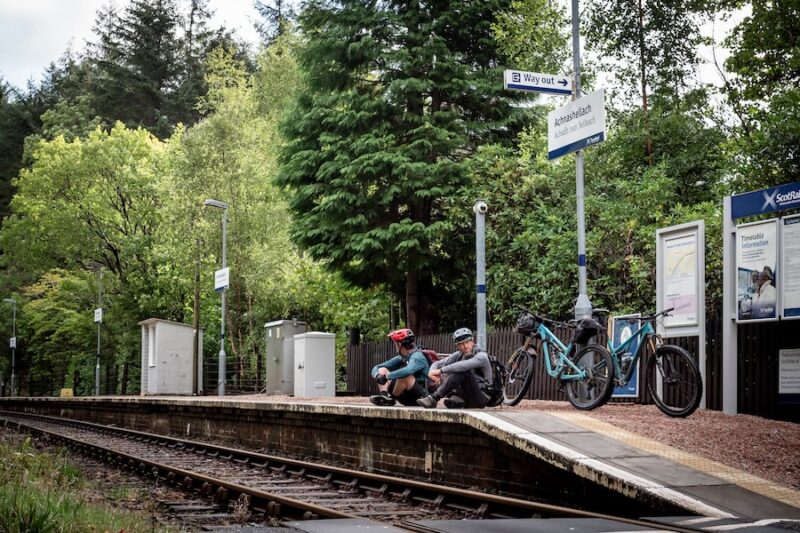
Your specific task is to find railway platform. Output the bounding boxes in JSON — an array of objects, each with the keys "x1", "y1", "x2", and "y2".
[{"x1": 1, "y1": 394, "x2": 798, "y2": 530}]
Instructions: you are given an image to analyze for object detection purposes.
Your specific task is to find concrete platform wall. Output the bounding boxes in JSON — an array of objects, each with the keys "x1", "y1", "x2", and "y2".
[{"x1": 0, "y1": 397, "x2": 682, "y2": 518}]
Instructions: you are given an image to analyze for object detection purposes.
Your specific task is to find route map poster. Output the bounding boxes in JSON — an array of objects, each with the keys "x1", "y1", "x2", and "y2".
[
  {"x1": 737, "y1": 219, "x2": 778, "y2": 322},
  {"x1": 662, "y1": 233, "x2": 698, "y2": 327},
  {"x1": 781, "y1": 215, "x2": 800, "y2": 319}
]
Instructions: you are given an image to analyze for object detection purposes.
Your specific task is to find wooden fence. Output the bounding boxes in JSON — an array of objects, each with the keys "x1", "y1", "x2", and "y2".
[{"x1": 346, "y1": 316, "x2": 798, "y2": 421}]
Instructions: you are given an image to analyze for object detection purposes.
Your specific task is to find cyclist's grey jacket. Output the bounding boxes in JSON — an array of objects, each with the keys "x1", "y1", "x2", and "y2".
[{"x1": 431, "y1": 348, "x2": 492, "y2": 386}]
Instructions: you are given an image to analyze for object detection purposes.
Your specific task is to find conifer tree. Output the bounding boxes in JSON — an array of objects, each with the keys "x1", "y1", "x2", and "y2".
[{"x1": 277, "y1": 0, "x2": 532, "y2": 333}]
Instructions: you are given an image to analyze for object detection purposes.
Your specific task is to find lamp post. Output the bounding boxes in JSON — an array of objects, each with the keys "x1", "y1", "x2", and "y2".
[
  {"x1": 204, "y1": 199, "x2": 229, "y2": 396},
  {"x1": 94, "y1": 270, "x2": 103, "y2": 396},
  {"x1": 571, "y1": 0, "x2": 592, "y2": 321},
  {"x1": 3, "y1": 298, "x2": 16, "y2": 397}
]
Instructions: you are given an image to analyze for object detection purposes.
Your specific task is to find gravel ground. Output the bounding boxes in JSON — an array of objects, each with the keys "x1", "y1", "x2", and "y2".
[{"x1": 214, "y1": 394, "x2": 800, "y2": 491}]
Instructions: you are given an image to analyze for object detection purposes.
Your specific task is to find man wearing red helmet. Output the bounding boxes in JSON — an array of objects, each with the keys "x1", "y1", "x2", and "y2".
[{"x1": 369, "y1": 328, "x2": 431, "y2": 406}]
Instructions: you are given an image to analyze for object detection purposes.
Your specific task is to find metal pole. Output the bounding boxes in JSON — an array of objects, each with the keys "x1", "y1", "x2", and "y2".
[
  {"x1": 10, "y1": 301, "x2": 15, "y2": 397},
  {"x1": 219, "y1": 207, "x2": 227, "y2": 396},
  {"x1": 204, "y1": 199, "x2": 229, "y2": 397},
  {"x1": 96, "y1": 270, "x2": 102, "y2": 396},
  {"x1": 722, "y1": 196, "x2": 737, "y2": 414},
  {"x1": 572, "y1": 0, "x2": 592, "y2": 320},
  {"x1": 473, "y1": 200, "x2": 488, "y2": 349}
]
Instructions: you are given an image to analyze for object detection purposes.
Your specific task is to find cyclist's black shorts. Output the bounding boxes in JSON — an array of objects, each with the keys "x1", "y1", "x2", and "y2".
[{"x1": 395, "y1": 381, "x2": 426, "y2": 406}]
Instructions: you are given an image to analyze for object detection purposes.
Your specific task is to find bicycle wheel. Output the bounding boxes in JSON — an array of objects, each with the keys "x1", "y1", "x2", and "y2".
[
  {"x1": 564, "y1": 344, "x2": 614, "y2": 410},
  {"x1": 646, "y1": 344, "x2": 702, "y2": 417},
  {"x1": 502, "y1": 345, "x2": 536, "y2": 406}
]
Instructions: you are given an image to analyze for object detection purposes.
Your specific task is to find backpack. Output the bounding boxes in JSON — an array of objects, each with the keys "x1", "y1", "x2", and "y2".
[
  {"x1": 419, "y1": 349, "x2": 441, "y2": 367},
  {"x1": 481, "y1": 354, "x2": 507, "y2": 407}
]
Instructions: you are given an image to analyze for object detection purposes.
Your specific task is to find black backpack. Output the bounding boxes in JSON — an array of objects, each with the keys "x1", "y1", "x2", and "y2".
[{"x1": 480, "y1": 353, "x2": 507, "y2": 407}]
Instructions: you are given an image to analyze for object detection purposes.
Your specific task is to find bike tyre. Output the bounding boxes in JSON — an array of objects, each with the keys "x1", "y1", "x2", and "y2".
[
  {"x1": 646, "y1": 344, "x2": 702, "y2": 418},
  {"x1": 564, "y1": 344, "x2": 614, "y2": 411},
  {"x1": 502, "y1": 346, "x2": 536, "y2": 406}
]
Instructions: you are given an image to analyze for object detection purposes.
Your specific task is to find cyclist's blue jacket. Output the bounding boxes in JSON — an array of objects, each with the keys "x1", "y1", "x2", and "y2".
[{"x1": 371, "y1": 350, "x2": 430, "y2": 390}]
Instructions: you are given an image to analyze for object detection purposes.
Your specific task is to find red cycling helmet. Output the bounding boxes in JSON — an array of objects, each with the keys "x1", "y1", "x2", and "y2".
[{"x1": 388, "y1": 328, "x2": 415, "y2": 348}]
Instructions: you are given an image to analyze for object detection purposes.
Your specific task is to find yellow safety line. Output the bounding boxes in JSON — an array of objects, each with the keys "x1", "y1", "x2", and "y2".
[{"x1": 548, "y1": 411, "x2": 800, "y2": 511}]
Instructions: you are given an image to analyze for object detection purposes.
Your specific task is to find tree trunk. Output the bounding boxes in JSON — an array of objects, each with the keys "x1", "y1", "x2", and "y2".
[
  {"x1": 121, "y1": 362, "x2": 129, "y2": 395},
  {"x1": 405, "y1": 270, "x2": 437, "y2": 335},
  {"x1": 406, "y1": 271, "x2": 420, "y2": 333}
]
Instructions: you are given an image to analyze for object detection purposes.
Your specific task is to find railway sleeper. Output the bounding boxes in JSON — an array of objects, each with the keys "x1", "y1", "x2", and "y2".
[
  {"x1": 213, "y1": 486, "x2": 229, "y2": 504},
  {"x1": 361, "y1": 483, "x2": 389, "y2": 497},
  {"x1": 389, "y1": 488, "x2": 413, "y2": 502},
  {"x1": 307, "y1": 472, "x2": 333, "y2": 485}
]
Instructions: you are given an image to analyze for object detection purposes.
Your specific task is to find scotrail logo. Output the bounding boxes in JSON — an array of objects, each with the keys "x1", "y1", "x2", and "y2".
[
  {"x1": 763, "y1": 187, "x2": 800, "y2": 211},
  {"x1": 762, "y1": 189, "x2": 778, "y2": 211}
]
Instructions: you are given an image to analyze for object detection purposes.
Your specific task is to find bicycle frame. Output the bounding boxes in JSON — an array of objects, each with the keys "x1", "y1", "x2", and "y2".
[{"x1": 533, "y1": 323, "x2": 587, "y2": 381}]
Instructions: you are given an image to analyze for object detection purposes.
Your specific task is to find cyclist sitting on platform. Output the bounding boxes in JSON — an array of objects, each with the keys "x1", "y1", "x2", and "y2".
[
  {"x1": 417, "y1": 328, "x2": 492, "y2": 409},
  {"x1": 370, "y1": 328, "x2": 430, "y2": 406}
]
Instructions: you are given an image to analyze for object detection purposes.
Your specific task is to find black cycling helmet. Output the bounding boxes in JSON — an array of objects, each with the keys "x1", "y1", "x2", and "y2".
[
  {"x1": 388, "y1": 328, "x2": 415, "y2": 348},
  {"x1": 453, "y1": 327, "x2": 473, "y2": 344}
]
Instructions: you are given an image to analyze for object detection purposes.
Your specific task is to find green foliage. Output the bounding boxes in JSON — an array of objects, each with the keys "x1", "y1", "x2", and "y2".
[
  {"x1": 722, "y1": 0, "x2": 800, "y2": 103},
  {"x1": 0, "y1": 438, "x2": 177, "y2": 532},
  {"x1": 463, "y1": 96, "x2": 728, "y2": 324},
  {"x1": 18, "y1": 271, "x2": 97, "y2": 395},
  {"x1": 492, "y1": 0, "x2": 570, "y2": 72},
  {"x1": 0, "y1": 0, "x2": 795, "y2": 394},
  {"x1": 585, "y1": 0, "x2": 711, "y2": 103},
  {"x1": 720, "y1": 0, "x2": 800, "y2": 190},
  {"x1": 278, "y1": 0, "x2": 535, "y2": 332}
]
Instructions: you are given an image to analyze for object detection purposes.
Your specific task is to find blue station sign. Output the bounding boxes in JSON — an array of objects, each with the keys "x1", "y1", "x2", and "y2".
[{"x1": 731, "y1": 182, "x2": 800, "y2": 220}]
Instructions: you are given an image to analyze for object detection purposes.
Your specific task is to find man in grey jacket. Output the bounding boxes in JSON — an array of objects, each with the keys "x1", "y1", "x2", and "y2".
[{"x1": 417, "y1": 327, "x2": 492, "y2": 409}]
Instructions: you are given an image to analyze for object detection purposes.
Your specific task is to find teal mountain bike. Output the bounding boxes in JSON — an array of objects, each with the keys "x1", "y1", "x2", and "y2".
[
  {"x1": 502, "y1": 308, "x2": 614, "y2": 410},
  {"x1": 596, "y1": 307, "x2": 703, "y2": 417}
]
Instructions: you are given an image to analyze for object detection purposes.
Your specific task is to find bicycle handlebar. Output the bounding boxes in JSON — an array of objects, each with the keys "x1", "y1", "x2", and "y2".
[
  {"x1": 640, "y1": 307, "x2": 674, "y2": 322},
  {"x1": 513, "y1": 305, "x2": 588, "y2": 329}
]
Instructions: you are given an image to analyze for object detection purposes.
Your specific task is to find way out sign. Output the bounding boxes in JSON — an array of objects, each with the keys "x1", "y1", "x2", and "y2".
[
  {"x1": 547, "y1": 89, "x2": 606, "y2": 160},
  {"x1": 503, "y1": 69, "x2": 572, "y2": 96}
]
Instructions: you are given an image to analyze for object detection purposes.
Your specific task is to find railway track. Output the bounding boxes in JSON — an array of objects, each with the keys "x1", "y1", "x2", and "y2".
[{"x1": 0, "y1": 410, "x2": 705, "y2": 532}]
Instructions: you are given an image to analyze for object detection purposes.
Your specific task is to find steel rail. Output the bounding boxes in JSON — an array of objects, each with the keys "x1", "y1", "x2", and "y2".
[{"x1": 0, "y1": 410, "x2": 706, "y2": 532}]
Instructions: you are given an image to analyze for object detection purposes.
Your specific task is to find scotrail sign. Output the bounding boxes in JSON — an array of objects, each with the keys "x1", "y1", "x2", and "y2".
[
  {"x1": 731, "y1": 182, "x2": 800, "y2": 220},
  {"x1": 547, "y1": 89, "x2": 606, "y2": 160},
  {"x1": 503, "y1": 69, "x2": 572, "y2": 96}
]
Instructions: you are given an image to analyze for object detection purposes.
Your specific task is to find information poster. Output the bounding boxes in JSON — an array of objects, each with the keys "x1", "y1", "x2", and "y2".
[
  {"x1": 779, "y1": 349, "x2": 800, "y2": 403},
  {"x1": 781, "y1": 215, "x2": 800, "y2": 319},
  {"x1": 610, "y1": 315, "x2": 641, "y2": 398},
  {"x1": 662, "y1": 233, "x2": 698, "y2": 327},
  {"x1": 736, "y1": 219, "x2": 778, "y2": 322}
]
